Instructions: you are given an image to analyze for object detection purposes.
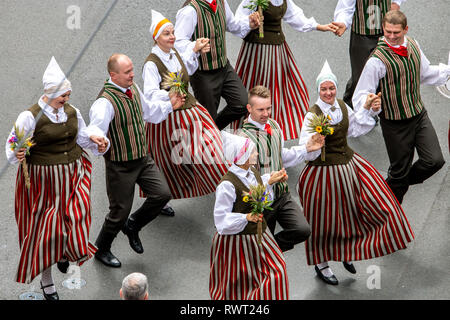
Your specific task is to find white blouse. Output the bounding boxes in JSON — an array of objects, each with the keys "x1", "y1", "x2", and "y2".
[
  {"x1": 299, "y1": 97, "x2": 380, "y2": 161},
  {"x1": 236, "y1": 0, "x2": 319, "y2": 33},
  {"x1": 352, "y1": 38, "x2": 450, "y2": 112},
  {"x1": 5, "y1": 96, "x2": 96, "y2": 164},
  {"x1": 214, "y1": 164, "x2": 273, "y2": 235}
]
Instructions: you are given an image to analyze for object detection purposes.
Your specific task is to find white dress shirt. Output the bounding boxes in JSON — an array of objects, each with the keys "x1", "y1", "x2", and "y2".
[
  {"x1": 5, "y1": 96, "x2": 96, "y2": 164},
  {"x1": 299, "y1": 97, "x2": 380, "y2": 161},
  {"x1": 142, "y1": 45, "x2": 199, "y2": 105},
  {"x1": 334, "y1": 0, "x2": 406, "y2": 29},
  {"x1": 214, "y1": 164, "x2": 273, "y2": 235},
  {"x1": 83, "y1": 79, "x2": 173, "y2": 156},
  {"x1": 174, "y1": 0, "x2": 252, "y2": 54},
  {"x1": 352, "y1": 38, "x2": 450, "y2": 112},
  {"x1": 246, "y1": 115, "x2": 308, "y2": 168},
  {"x1": 236, "y1": 0, "x2": 319, "y2": 33}
]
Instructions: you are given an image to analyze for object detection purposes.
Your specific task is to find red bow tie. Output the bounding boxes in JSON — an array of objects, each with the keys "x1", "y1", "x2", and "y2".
[
  {"x1": 125, "y1": 89, "x2": 133, "y2": 99},
  {"x1": 385, "y1": 40, "x2": 408, "y2": 57},
  {"x1": 264, "y1": 123, "x2": 272, "y2": 136},
  {"x1": 209, "y1": 0, "x2": 217, "y2": 13}
]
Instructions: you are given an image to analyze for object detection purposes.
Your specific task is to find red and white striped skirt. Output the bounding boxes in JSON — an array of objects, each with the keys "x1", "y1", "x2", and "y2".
[
  {"x1": 209, "y1": 230, "x2": 289, "y2": 300},
  {"x1": 298, "y1": 153, "x2": 414, "y2": 266},
  {"x1": 14, "y1": 152, "x2": 97, "y2": 284},
  {"x1": 144, "y1": 105, "x2": 229, "y2": 199},
  {"x1": 233, "y1": 41, "x2": 310, "y2": 140}
]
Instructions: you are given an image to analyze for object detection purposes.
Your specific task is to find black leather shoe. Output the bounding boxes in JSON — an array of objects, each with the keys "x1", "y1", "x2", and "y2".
[
  {"x1": 343, "y1": 262, "x2": 357, "y2": 274},
  {"x1": 160, "y1": 206, "x2": 175, "y2": 217},
  {"x1": 41, "y1": 282, "x2": 59, "y2": 300},
  {"x1": 122, "y1": 221, "x2": 144, "y2": 254},
  {"x1": 95, "y1": 250, "x2": 121, "y2": 268},
  {"x1": 57, "y1": 259, "x2": 69, "y2": 274},
  {"x1": 315, "y1": 265, "x2": 339, "y2": 285}
]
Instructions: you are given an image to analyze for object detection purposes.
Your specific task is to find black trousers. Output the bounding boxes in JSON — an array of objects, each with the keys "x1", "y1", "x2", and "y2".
[
  {"x1": 343, "y1": 32, "x2": 381, "y2": 108},
  {"x1": 96, "y1": 155, "x2": 172, "y2": 251},
  {"x1": 190, "y1": 60, "x2": 248, "y2": 130},
  {"x1": 380, "y1": 109, "x2": 445, "y2": 204},
  {"x1": 263, "y1": 192, "x2": 311, "y2": 252}
]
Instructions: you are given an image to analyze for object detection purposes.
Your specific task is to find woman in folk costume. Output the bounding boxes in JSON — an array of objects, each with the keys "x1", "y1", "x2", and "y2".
[
  {"x1": 5, "y1": 57, "x2": 105, "y2": 299},
  {"x1": 210, "y1": 132, "x2": 289, "y2": 300},
  {"x1": 297, "y1": 61, "x2": 414, "y2": 285},
  {"x1": 232, "y1": 0, "x2": 338, "y2": 140},
  {"x1": 141, "y1": 10, "x2": 229, "y2": 201}
]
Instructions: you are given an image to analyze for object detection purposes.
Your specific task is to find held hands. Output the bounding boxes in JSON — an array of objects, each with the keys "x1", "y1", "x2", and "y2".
[
  {"x1": 317, "y1": 23, "x2": 339, "y2": 33},
  {"x1": 249, "y1": 11, "x2": 262, "y2": 29},
  {"x1": 268, "y1": 168, "x2": 288, "y2": 185},
  {"x1": 169, "y1": 92, "x2": 186, "y2": 110},
  {"x1": 331, "y1": 22, "x2": 347, "y2": 37},
  {"x1": 364, "y1": 92, "x2": 382, "y2": 112},
  {"x1": 90, "y1": 135, "x2": 109, "y2": 153},
  {"x1": 246, "y1": 213, "x2": 263, "y2": 223},
  {"x1": 194, "y1": 38, "x2": 210, "y2": 54},
  {"x1": 306, "y1": 133, "x2": 325, "y2": 152}
]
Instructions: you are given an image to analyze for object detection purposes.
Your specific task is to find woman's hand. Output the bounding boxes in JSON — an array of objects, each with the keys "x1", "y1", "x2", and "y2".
[
  {"x1": 15, "y1": 148, "x2": 26, "y2": 162},
  {"x1": 246, "y1": 213, "x2": 263, "y2": 223}
]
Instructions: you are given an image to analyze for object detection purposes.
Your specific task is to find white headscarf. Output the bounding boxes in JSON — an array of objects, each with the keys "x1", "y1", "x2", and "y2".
[
  {"x1": 316, "y1": 60, "x2": 338, "y2": 92},
  {"x1": 150, "y1": 10, "x2": 173, "y2": 40},
  {"x1": 221, "y1": 131, "x2": 256, "y2": 165},
  {"x1": 42, "y1": 56, "x2": 72, "y2": 99}
]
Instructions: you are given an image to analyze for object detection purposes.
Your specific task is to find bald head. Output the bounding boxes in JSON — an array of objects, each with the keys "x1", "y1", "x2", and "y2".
[{"x1": 108, "y1": 54, "x2": 135, "y2": 88}]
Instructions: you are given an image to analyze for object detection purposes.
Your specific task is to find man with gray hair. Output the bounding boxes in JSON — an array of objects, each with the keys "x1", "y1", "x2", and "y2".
[{"x1": 120, "y1": 272, "x2": 149, "y2": 300}]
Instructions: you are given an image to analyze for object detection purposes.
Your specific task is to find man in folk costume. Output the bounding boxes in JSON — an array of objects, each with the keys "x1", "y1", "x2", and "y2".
[
  {"x1": 240, "y1": 86, "x2": 324, "y2": 252},
  {"x1": 85, "y1": 54, "x2": 184, "y2": 267},
  {"x1": 353, "y1": 10, "x2": 450, "y2": 204},
  {"x1": 6, "y1": 57, "x2": 105, "y2": 299},
  {"x1": 332, "y1": 0, "x2": 406, "y2": 108},
  {"x1": 174, "y1": 0, "x2": 261, "y2": 130}
]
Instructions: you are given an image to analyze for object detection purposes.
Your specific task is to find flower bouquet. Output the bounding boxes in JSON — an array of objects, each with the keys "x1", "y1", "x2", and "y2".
[
  {"x1": 306, "y1": 113, "x2": 334, "y2": 161},
  {"x1": 244, "y1": 0, "x2": 269, "y2": 39},
  {"x1": 242, "y1": 183, "x2": 273, "y2": 244},
  {"x1": 8, "y1": 125, "x2": 34, "y2": 189},
  {"x1": 161, "y1": 71, "x2": 187, "y2": 96}
]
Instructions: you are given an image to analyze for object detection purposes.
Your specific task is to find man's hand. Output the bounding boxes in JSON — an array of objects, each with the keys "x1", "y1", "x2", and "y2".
[
  {"x1": 90, "y1": 135, "x2": 109, "y2": 153},
  {"x1": 331, "y1": 22, "x2": 347, "y2": 37},
  {"x1": 391, "y1": 3, "x2": 400, "y2": 10},
  {"x1": 249, "y1": 11, "x2": 261, "y2": 29},
  {"x1": 364, "y1": 92, "x2": 382, "y2": 111},
  {"x1": 317, "y1": 23, "x2": 339, "y2": 33},
  {"x1": 306, "y1": 133, "x2": 325, "y2": 152},
  {"x1": 268, "y1": 168, "x2": 288, "y2": 185},
  {"x1": 170, "y1": 92, "x2": 186, "y2": 110},
  {"x1": 194, "y1": 38, "x2": 210, "y2": 54},
  {"x1": 16, "y1": 148, "x2": 26, "y2": 162}
]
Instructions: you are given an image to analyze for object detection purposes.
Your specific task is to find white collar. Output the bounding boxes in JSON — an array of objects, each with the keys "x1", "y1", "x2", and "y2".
[
  {"x1": 108, "y1": 78, "x2": 130, "y2": 93},
  {"x1": 382, "y1": 36, "x2": 407, "y2": 48},
  {"x1": 315, "y1": 97, "x2": 339, "y2": 113},
  {"x1": 38, "y1": 95, "x2": 65, "y2": 114},
  {"x1": 152, "y1": 45, "x2": 176, "y2": 63},
  {"x1": 247, "y1": 114, "x2": 267, "y2": 131},
  {"x1": 229, "y1": 164, "x2": 253, "y2": 180}
]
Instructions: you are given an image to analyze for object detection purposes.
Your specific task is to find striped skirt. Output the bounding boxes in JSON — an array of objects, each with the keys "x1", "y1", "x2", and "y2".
[
  {"x1": 233, "y1": 41, "x2": 310, "y2": 140},
  {"x1": 298, "y1": 153, "x2": 414, "y2": 266},
  {"x1": 209, "y1": 230, "x2": 289, "y2": 300},
  {"x1": 14, "y1": 152, "x2": 97, "y2": 284},
  {"x1": 144, "y1": 105, "x2": 229, "y2": 199}
]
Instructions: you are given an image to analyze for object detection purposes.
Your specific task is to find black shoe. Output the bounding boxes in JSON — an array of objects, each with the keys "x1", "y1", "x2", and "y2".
[
  {"x1": 95, "y1": 250, "x2": 121, "y2": 268},
  {"x1": 57, "y1": 259, "x2": 69, "y2": 274},
  {"x1": 343, "y1": 262, "x2": 357, "y2": 274},
  {"x1": 40, "y1": 282, "x2": 59, "y2": 300},
  {"x1": 122, "y1": 221, "x2": 144, "y2": 254},
  {"x1": 160, "y1": 206, "x2": 175, "y2": 217},
  {"x1": 315, "y1": 265, "x2": 339, "y2": 285}
]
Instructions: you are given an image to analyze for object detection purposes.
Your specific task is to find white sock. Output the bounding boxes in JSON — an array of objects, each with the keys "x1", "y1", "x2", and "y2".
[
  {"x1": 317, "y1": 262, "x2": 334, "y2": 278},
  {"x1": 41, "y1": 267, "x2": 56, "y2": 294}
]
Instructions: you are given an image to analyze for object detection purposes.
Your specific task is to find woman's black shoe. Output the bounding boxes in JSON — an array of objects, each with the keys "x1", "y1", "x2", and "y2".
[
  {"x1": 40, "y1": 282, "x2": 59, "y2": 300},
  {"x1": 315, "y1": 265, "x2": 339, "y2": 285},
  {"x1": 343, "y1": 262, "x2": 357, "y2": 274},
  {"x1": 57, "y1": 260, "x2": 69, "y2": 274}
]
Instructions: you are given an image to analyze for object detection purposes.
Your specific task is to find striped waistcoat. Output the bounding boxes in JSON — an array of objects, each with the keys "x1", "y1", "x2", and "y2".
[
  {"x1": 188, "y1": 0, "x2": 227, "y2": 71},
  {"x1": 98, "y1": 82, "x2": 147, "y2": 162},
  {"x1": 242, "y1": 119, "x2": 288, "y2": 198},
  {"x1": 372, "y1": 37, "x2": 424, "y2": 120},
  {"x1": 351, "y1": 0, "x2": 391, "y2": 36}
]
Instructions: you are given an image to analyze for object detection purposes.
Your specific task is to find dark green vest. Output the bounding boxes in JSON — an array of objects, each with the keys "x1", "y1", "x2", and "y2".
[
  {"x1": 352, "y1": 0, "x2": 391, "y2": 36},
  {"x1": 244, "y1": 0, "x2": 287, "y2": 45},
  {"x1": 308, "y1": 99, "x2": 354, "y2": 166},
  {"x1": 219, "y1": 167, "x2": 268, "y2": 236},
  {"x1": 144, "y1": 48, "x2": 197, "y2": 110},
  {"x1": 26, "y1": 103, "x2": 82, "y2": 166}
]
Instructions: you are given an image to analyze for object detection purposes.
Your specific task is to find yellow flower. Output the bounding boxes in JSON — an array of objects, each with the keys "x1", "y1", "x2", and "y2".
[
  {"x1": 243, "y1": 196, "x2": 249, "y2": 202},
  {"x1": 315, "y1": 126, "x2": 323, "y2": 133},
  {"x1": 329, "y1": 127, "x2": 334, "y2": 135}
]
